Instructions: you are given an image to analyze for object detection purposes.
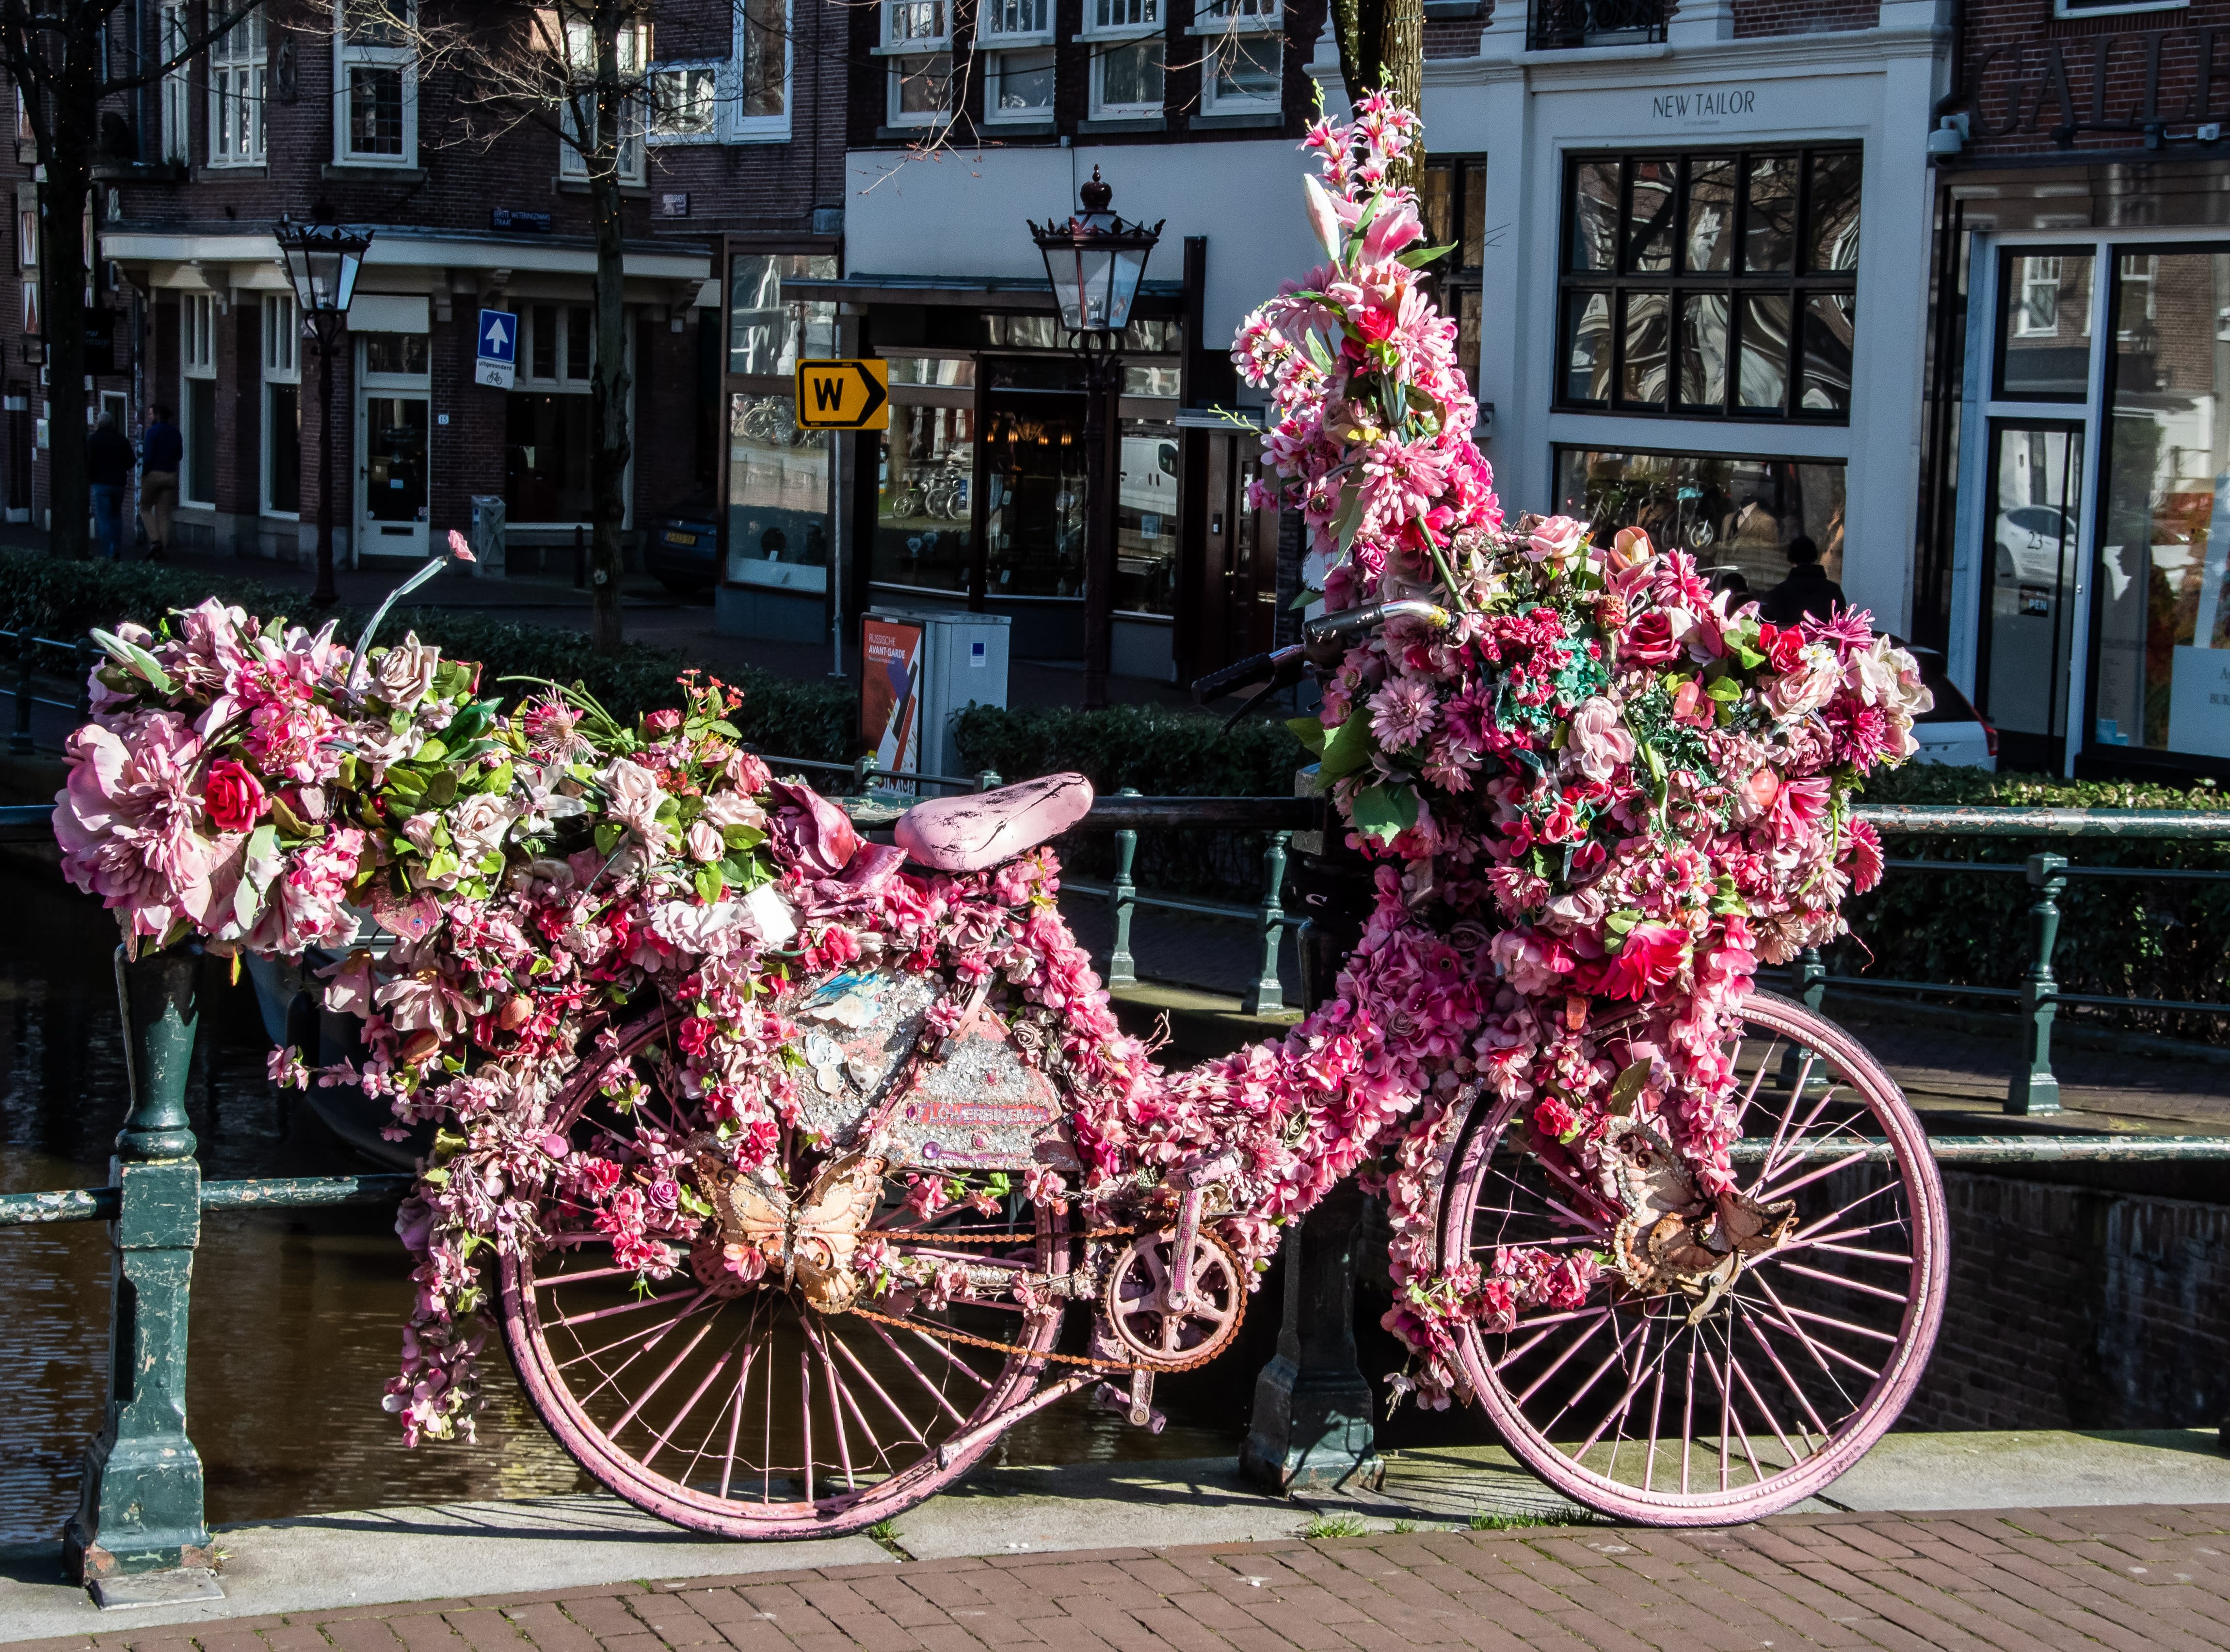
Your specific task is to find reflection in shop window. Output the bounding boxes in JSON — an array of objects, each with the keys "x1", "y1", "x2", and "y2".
[
  {"x1": 1980, "y1": 422, "x2": 2082, "y2": 742},
  {"x1": 1116, "y1": 419, "x2": 1178, "y2": 614},
  {"x1": 1997, "y1": 251, "x2": 2094, "y2": 401},
  {"x1": 727, "y1": 392, "x2": 828, "y2": 589},
  {"x1": 2095, "y1": 249, "x2": 2230, "y2": 758},
  {"x1": 728, "y1": 253, "x2": 836, "y2": 376},
  {"x1": 506, "y1": 393, "x2": 593, "y2": 524},
  {"x1": 1550, "y1": 445, "x2": 1846, "y2": 601},
  {"x1": 872, "y1": 403, "x2": 977, "y2": 593},
  {"x1": 982, "y1": 406, "x2": 1083, "y2": 598}
]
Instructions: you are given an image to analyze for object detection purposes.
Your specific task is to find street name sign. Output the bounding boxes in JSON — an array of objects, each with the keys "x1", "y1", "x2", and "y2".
[
  {"x1": 794, "y1": 359, "x2": 889, "y2": 430},
  {"x1": 476, "y1": 309, "x2": 518, "y2": 390}
]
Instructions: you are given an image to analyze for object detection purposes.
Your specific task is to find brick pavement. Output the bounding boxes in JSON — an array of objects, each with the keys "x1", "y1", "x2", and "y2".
[{"x1": 15, "y1": 1506, "x2": 2230, "y2": 1652}]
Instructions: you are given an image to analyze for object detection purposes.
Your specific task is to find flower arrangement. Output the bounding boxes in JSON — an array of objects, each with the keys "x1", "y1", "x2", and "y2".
[{"x1": 51, "y1": 94, "x2": 1928, "y2": 1455}]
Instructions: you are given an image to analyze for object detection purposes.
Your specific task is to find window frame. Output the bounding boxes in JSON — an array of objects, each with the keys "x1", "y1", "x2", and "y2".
[
  {"x1": 977, "y1": 0, "x2": 1054, "y2": 124},
  {"x1": 158, "y1": 0, "x2": 191, "y2": 166},
  {"x1": 332, "y1": 0, "x2": 418, "y2": 167},
  {"x1": 1088, "y1": 35, "x2": 1164, "y2": 119},
  {"x1": 1554, "y1": 144, "x2": 1861, "y2": 425},
  {"x1": 729, "y1": 0, "x2": 792, "y2": 141},
  {"x1": 1195, "y1": 26, "x2": 1281, "y2": 115},
  {"x1": 647, "y1": 59, "x2": 722, "y2": 145},
  {"x1": 180, "y1": 292, "x2": 217, "y2": 508},
  {"x1": 982, "y1": 45, "x2": 1056, "y2": 122},
  {"x1": 878, "y1": 0, "x2": 954, "y2": 127},
  {"x1": 207, "y1": 10, "x2": 267, "y2": 168},
  {"x1": 261, "y1": 293, "x2": 301, "y2": 518},
  {"x1": 557, "y1": 19, "x2": 650, "y2": 184}
]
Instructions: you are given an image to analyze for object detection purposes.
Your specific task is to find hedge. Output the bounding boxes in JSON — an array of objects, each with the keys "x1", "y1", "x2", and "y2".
[{"x1": 1841, "y1": 762, "x2": 2230, "y2": 1042}]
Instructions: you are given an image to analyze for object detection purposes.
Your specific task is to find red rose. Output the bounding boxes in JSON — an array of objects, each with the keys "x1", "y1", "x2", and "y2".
[
  {"x1": 1760, "y1": 623, "x2": 1806, "y2": 675},
  {"x1": 202, "y1": 758, "x2": 266, "y2": 833},
  {"x1": 1620, "y1": 609, "x2": 1682, "y2": 666}
]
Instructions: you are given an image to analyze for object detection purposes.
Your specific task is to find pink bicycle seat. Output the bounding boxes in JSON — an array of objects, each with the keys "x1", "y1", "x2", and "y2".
[{"x1": 894, "y1": 773, "x2": 1095, "y2": 872}]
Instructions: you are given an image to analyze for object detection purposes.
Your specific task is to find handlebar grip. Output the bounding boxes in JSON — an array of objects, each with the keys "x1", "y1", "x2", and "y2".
[{"x1": 1190, "y1": 644, "x2": 1301, "y2": 704}]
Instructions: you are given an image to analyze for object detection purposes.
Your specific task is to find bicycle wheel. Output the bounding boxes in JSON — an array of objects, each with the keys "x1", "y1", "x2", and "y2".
[
  {"x1": 1439, "y1": 989, "x2": 1946, "y2": 1525},
  {"x1": 500, "y1": 1009, "x2": 1070, "y2": 1539}
]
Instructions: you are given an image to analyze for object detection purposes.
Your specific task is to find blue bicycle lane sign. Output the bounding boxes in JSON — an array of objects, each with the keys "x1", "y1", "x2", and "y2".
[{"x1": 476, "y1": 309, "x2": 517, "y2": 389}]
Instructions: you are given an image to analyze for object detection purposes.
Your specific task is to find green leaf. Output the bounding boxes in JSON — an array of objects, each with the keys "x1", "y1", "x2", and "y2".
[
  {"x1": 89, "y1": 628, "x2": 176, "y2": 697},
  {"x1": 695, "y1": 864, "x2": 726, "y2": 905},
  {"x1": 594, "y1": 821, "x2": 622, "y2": 856},
  {"x1": 1285, "y1": 716, "x2": 1328, "y2": 756},
  {"x1": 721, "y1": 823, "x2": 766, "y2": 851},
  {"x1": 1605, "y1": 1059, "x2": 1652, "y2": 1117},
  {"x1": 1395, "y1": 241, "x2": 1459, "y2": 269},
  {"x1": 1317, "y1": 713, "x2": 1377, "y2": 781},
  {"x1": 415, "y1": 737, "x2": 448, "y2": 762},
  {"x1": 1705, "y1": 676, "x2": 1742, "y2": 702},
  {"x1": 1350, "y1": 783, "x2": 1418, "y2": 846}
]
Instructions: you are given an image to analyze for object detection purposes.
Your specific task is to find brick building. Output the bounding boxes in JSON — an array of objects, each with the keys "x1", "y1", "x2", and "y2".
[
  {"x1": 3, "y1": 0, "x2": 845, "y2": 574},
  {"x1": 1916, "y1": 0, "x2": 2230, "y2": 780}
]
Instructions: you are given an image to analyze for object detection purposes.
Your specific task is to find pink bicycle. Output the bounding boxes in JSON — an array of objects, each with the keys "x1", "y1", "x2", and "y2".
[{"x1": 498, "y1": 704, "x2": 1947, "y2": 1535}]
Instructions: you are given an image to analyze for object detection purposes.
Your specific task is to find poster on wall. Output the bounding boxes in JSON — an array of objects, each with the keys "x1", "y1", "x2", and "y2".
[
  {"x1": 861, "y1": 616, "x2": 923, "y2": 779},
  {"x1": 2167, "y1": 645, "x2": 2230, "y2": 759}
]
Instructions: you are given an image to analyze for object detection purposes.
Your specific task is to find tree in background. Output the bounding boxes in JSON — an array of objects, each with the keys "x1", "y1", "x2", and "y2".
[
  {"x1": 1328, "y1": 0, "x2": 1422, "y2": 181},
  {"x1": 0, "y1": 0, "x2": 270, "y2": 559}
]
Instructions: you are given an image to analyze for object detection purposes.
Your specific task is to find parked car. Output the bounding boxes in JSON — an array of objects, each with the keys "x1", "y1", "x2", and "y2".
[
  {"x1": 1995, "y1": 504, "x2": 2077, "y2": 587},
  {"x1": 642, "y1": 499, "x2": 721, "y2": 595},
  {"x1": 1898, "y1": 638, "x2": 1998, "y2": 769}
]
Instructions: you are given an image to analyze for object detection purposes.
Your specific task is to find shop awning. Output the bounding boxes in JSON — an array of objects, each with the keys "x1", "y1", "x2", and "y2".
[{"x1": 786, "y1": 271, "x2": 1188, "y2": 317}]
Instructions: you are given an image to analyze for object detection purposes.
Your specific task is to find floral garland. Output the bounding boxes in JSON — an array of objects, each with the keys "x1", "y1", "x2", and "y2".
[{"x1": 52, "y1": 94, "x2": 1929, "y2": 1447}]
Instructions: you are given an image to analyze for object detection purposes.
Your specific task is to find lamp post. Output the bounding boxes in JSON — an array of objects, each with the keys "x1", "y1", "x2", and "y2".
[
  {"x1": 1030, "y1": 170, "x2": 1161, "y2": 710},
  {"x1": 275, "y1": 214, "x2": 371, "y2": 609}
]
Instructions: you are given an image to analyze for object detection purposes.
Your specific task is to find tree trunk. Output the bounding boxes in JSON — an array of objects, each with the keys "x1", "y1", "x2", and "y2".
[
  {"x1": 41, "y1": 38, "x2": 99, "y2": 562},
  {"x1": 587, "y1": 4, "x2": 631, "y2": 654},
  {"x1": 1328, "y1": 0, "x2": 1426, "y2": 187}
]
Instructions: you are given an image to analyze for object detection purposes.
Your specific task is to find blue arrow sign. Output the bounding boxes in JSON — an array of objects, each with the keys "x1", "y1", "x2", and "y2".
[{"x1": 477, "y1": 309, "x2": 517, "y2": 364}]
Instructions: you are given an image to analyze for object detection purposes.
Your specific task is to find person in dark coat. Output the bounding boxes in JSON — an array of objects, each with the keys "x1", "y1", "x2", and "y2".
[
  {"x1": 140, "y1": 404, "x2": 183, "y2": 561},
  {"x1": 88, "y1": 412, "x2": 135, "y2": 561},
  {"x1": 1757, "y1": 534, "x2": 1846, "y2": 627}
]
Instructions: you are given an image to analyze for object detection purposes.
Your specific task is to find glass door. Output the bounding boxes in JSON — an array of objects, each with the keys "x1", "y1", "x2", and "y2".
[
  {"x1": 355, "y1": 332, "x2": 430, "y2": 558},
  {"x1": 1978, "y1": 422, "x2": 2084, "y2": 744}
]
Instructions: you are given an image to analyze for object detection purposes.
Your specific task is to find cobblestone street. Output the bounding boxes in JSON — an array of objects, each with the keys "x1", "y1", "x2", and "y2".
[{"x1": 16, "y1": 1506, "x2": 2230, "y2": 1652}]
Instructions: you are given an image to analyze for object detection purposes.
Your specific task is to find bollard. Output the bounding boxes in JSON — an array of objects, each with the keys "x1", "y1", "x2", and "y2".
[
  {"x1": 2009, "y1": 852, "x2": 2068, "y2": 1115},
  {"x1": 65, "y1": 944, "x2": 219, "y2": 1605},
  {"x1": 1241, "y1": 1178, "x2": 1385, "y2": 1493},
  {"x1": 13, "y1": 639, "x2": 34, "y2": 756},
  {"x1": 1241, "y1": 830, "x2": 1290, "y2": 1016},
  {"x1": 1106, "y1": 788, "x2": 1139, "y2": 986}
]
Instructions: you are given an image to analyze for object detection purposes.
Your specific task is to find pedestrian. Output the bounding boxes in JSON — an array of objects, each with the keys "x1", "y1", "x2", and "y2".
[
  {"x1": 140, "y1": 403, "x2": 182, "y2": 561},
  {"x1": 88, "y1": 411, "x2": 134, "y2": 561},
  {"x1": 1757, "y1": 534, "x2": 1847, "y2": 627}
]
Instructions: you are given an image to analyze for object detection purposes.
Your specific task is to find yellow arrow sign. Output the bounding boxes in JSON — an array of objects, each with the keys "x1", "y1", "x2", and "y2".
[{"x1": 794, "y1": 359, "x2": 891, "y2": 431}]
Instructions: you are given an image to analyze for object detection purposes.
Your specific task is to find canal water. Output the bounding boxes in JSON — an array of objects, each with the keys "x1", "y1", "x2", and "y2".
[{"x1": 0, "y1": 866, "x2": 1242, "y2": 1549}]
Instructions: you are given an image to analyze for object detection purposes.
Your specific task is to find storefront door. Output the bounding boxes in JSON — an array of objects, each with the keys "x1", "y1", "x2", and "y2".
[{"x1": 355, "y1": 332, "x2": 431, "y2": 559}]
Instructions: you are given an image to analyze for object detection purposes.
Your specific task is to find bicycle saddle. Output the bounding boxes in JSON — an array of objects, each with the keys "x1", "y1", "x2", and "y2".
[{"x1": 893, "y1": 772, "x2": 1095, "y2": 872}]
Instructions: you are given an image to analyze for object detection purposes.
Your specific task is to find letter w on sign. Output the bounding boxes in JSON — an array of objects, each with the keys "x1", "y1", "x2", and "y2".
[{"x1": 794, "y1": 360, "x2": 891, "y2": 430}]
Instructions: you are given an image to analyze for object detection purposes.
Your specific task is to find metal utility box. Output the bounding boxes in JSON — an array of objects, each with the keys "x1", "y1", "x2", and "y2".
[
  {"x1": 860, "y1": 608, "x2": 1011, "y2": 786},
  {"x1": 469, "y1": 494, "x2": 505, "y2": 577}
]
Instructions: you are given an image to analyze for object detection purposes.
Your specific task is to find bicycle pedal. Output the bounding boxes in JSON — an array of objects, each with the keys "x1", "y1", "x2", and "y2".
[{"x1": 1091, "y1": 1381, "x2": 1167, "y2": 1433}]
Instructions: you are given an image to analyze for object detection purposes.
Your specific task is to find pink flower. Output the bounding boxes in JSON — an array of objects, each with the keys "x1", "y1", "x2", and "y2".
[
  {"x1": 54, "y1": 715, "x2": 235, "y2": 938},
  {"x1": 1562, "y1": 698, "x2": 1634, "y2": 785},
  {"x1": 1526, "y1": 515, "x2": 1586, "y2": 567},
  {"x1": 599, "y1": 759, "x2": 673, "y2": 854},
  {"x1": 1592, "y1": 922, "x2": 1690, "y2": 1001},
  {"x1": 1369, "y1": 676, "x2": 1439, "y2": 751},
  {"x1": 687, "y1": 820, "x2": 724, "y2": 862},
  {"x1": 203, "y1": 758, "x2": 267, "y2": 834},
  {"x1": 1620, "y1": 609, "x2": 1683, "y2": 667}
]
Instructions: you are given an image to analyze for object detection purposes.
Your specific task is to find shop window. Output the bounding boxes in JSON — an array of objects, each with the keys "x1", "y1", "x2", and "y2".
[
  {"x1": 2093, "y1": 248, "x2": 2230, "y2": 759},
  {"x1": 979, "y1": 0, "x2": 1053, "y2": 123},
  {"x1": 262, "y1": 293, "x2": 300, "y2": 516},
  {"x1": 158, "y1": 1, "x2": 191, "y2": 165},
  {"x1": 1116, "y1": 418, "x2": 1178, "y2": 614},
  {"x1": 209, "y1": 12, "x2": 267, "y2": 167},
  {"x1": 882, "y1": 0, "x2": 953, "y2": 127},
  {"x1": 873, "y1": 402, "x2": 978, "y2": 593},
  {"x1": 1550, "y1": 445, "x2": 1846, "y2": 600},
  {"x1": 181, "y1": 292, "x2": 215, "y2": 507},
  {"x1": 1997, "y1": 250, "x2": 2095, "y2": 401},
  {"x1": 727, "y1": 254, "x2": 835, "y2": 375},
  {"x1": 334, "y1": 0, "x2": 417, "y2": 167},
  {"x1": 1420, "y1": 155, "x2": 1485, "y2": 385},
  {"x1": 1557, "y1": 146, "x2": 1859, "y2": 422},
  {"x1": 727, "y1": 394, "x2": 829, "y2": 588}
]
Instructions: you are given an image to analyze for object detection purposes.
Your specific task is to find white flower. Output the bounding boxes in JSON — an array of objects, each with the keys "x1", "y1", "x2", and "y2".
[{"x1": 448, "y1": 793, "x2": 518, "y2": 864}]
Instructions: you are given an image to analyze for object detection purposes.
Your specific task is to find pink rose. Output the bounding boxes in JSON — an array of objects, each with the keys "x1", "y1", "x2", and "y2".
[
  {"x1": 1620, "y1": 609, "x2": 1682, "y2": 666},
  {"x1": 1533, "y1": 1096, "x2": 1579, "y2": 1141},
  {"x1": 1562, "y1": 697, "x2": 1634, "y2": 785},
  {"x1": 1526, "y1": 515, "x2": 1586, "y2": 567},
  {"x1": 203, "y1": 758, "x2": 266, "y2": 833},
  {"x1": 687, "y1": 820, "x2": 724, "y2": 862}
]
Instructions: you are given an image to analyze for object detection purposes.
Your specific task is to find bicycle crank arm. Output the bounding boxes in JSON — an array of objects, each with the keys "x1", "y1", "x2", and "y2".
[{"x1": 934, "y1": 1370, "x2": 1101, "y2": 1469}]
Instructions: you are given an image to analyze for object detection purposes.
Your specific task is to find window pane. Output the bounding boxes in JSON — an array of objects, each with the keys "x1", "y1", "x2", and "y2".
[
  {"x1": 873, "y1": 403, "x2": 977, "y2": 592},
  {"x1": 567, "y1": 307, "x2": 591, "y2": 381},
  {"x1": 1743, "y1": 154, "x2": 1797, "y2": 273},
  {"x1": 1461, "y1": 162, "x2": 1486, "y2": 270},
  {"x1": 894, "y1": 51, "x2": 953, "y2": 116},
  {"x1": 1983, "y1": 424, "x2": 2082, "y2": 738},
  {"x1": 1100, "y1": 39, "x2": 1163, "y2": 108},
  {"x1": 507, "y1": 392, "x2": 594, "y2": 523},
  {"x1": 1737, "y1": 293, "x2": 1789, "y2": 410},
  {"x1": 531, "y1": 306, "x2": 557, "y2": 379},
  {"x1": 1685, "y1": 157, "x2": 1735, "y2": 273},
  {"x1": 1803, "y1": 150, "x2": 1861, "y2": 273},
  {"x1": 1563, "y1": 291, "x2": 1611, "y2": 402},
  {"x1": 1570, "y1": 160, "x2": 1618, "y2": 271},
  {"x1": 982, "y1": 404, "x2": 1080, "y2": 597},
  {"x1": 363, "y1": 333, "x2": 428, "y2": 375},
  {"x1": 994, "y1": 46, "x2": 1056, "y2": 113},
  {"x1": 742, "y1": 0, "x2": 786, "y2": 116},
  {"x1": 348, "y1": 66, "x2": 404, "y2": 156},
  {"x1": 728, "y1": 254, "x2": 835, "y2": 376},
  {"x1": 2096, "y1": 251, "x2": 2230, "y2": 756},
  {"x1": 1626, "y1": 159, "x2": 1674, "y2": 274},
  {"x1": 728, "y1": 392, "x2": 830, "y2": 589},
  {"x1": 653, "y1": 65, "x2": 719, "y2": 138},
  {"x1": 1456, "y1": 288, "x2": 1480, "y2": 386},
  {"x1": 187, "y1": 376, "x2": 217, "y2": 504},
  {"x1": 1206, "y1": 35, "x2": 1278, "y2": 105},
  {"x1": 1115, "y1": 418, "x2": 1178, "y2": 613},
  {"x1": 1680, "y1": 293, "x2": 1727, "y2": 411},
  {"x1": 1552, "y1": 446, "x2": 1846, "y2": 599},
  {"x1": 1619, "y1": 289, "x2": 1669, "y2": 407},
  {"x1": 1999, "y1": 251, "x2": 2094, "y2": 399},
  {"x1": 1799, "y1": 292, "x2": 1854, "y2": 413},
  {"x1": 363, "y1": 396, "x2": 428, "y2": 523},
  {"x1": 268, "y1": 383, "x2": 299, "y2": 513},
  {"x1": 1421, "y1": 165, "x2": 1453, "y2": 258}
]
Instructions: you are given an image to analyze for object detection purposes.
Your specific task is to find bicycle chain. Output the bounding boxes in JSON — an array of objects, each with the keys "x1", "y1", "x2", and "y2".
[{"x1": 842, "y1": 1227, "x2": 1245, "y2": 1376}]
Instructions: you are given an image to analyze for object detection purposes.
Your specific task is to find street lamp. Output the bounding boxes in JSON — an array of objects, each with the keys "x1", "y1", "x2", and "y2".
[
  {"x1": 275, "y1": 213, "x2": 372, "y2": 608},
  {"x1": 1029, "y1": 169, "x2": 1161, "y2": 710}
]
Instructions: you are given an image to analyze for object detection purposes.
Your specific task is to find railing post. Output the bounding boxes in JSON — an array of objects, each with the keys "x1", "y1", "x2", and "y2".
[
  {"x1": 66, "y1": 944, "x2": 217, "y2": 1604},
  {"x1": 13, "y1": 637, "x2": 35, "y2": 755},
  {"x1": 1242, "y1": 830, "x2": 1289, "y2": 1016},
  {"x1": 850, "y1": 748, "x2": 880, "y2": 796},
  {"x1": 2009, "y1": 851, "x2": 2069, "y2": 1116},
  {"x1": 975, "y1": 768, "x2": 1001, "y2": 793},
  {"x1": 1797, "y1": 945, "x2": 1827, "y2": 1012},
  {"x1": 1106, "y1": 787, "x2": 1139, "y2": 987},
  {"x1": 1241, "y1": 1178, "x2": 1384, "y2": 1494}
]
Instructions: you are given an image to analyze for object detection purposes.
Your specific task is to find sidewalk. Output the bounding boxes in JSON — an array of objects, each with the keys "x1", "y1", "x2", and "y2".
[{"x1": 7, "y1": 1499, "x2": 2229, "y2": 1652}]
